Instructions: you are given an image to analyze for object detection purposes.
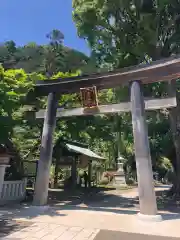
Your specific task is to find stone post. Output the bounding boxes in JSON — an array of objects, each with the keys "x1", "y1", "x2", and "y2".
[
  {"x1": 33, "y1": 92, "x2": 58, "y2": 206},
  {"x1": 130, "y1": 81, "x2": 160, "y2": 219},
  {"x1": 0, "y1": 165, "x2": 8, "y2": 196},
  {"x1": 88, "y1": 160, "x2": 92, "y2": 188},
  {"x1": 0, "y1": 155, "x2": 10, "y2": 197},
  {"x1": 71, "y1": 157, "x2": 77, "y2": 188},
  {"x1": 113, "y1": 159, "x2": 126, "y2": 187}
]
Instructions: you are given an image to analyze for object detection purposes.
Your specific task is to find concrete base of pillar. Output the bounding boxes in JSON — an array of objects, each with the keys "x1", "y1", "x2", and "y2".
[
  {"x1": 137, "y1": 212, "x2": 162, "y2": 222},
  {"x1": 30, "y1": 205, "x2": 50, "y2": 210},
  {"x1": 26, "y1": 205, "x2": 50, "y2": 214},
  {"x1": 113, "y1": 183, "x2": 127, "y2": 190},
  {"x1": 17, "y1": 205, "x2": 50, "y2": 219}
]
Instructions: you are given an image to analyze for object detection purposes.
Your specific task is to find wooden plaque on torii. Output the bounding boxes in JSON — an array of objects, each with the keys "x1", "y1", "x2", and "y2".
[{"x1": 80, "y1": 86, "x2": 100, "y2": 113}]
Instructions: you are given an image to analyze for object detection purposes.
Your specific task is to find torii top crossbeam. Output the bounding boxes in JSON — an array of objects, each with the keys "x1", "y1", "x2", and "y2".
[{"x1": 35, "y1": 55, "x2": 180, "y2": 96}]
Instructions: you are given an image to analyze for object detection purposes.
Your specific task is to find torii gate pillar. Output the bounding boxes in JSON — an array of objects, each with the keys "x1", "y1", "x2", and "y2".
[
  {"x1": 130, "y1": 81, "x2": 161, "y2": 220},
  {"x1": 33, "y1": 92, "x2": 58, "y2": 206}
]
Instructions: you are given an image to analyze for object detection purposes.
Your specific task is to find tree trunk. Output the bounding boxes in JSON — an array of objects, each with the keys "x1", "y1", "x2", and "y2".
[
  {"x1": 54, "y1": 158, "x2": 59, "y2": 188},
  {"x1": 167, "y1": 80, "x2": 180, "y2": 195},
  {"x1": 113, "y1": 113, "x2": 122, "y2": 169}
]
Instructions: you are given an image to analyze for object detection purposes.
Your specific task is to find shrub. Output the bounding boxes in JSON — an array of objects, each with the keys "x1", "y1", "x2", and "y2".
[
  {"x1": 78, "y1": 169, "x2": 84, "y2": 177},
  {"x1": 103, "y1": 172, "x2": 114, "y2": 182},
  {"x1": 99, "y1": 177, "x2": 109, "y2": 185},
  {"x1": 126, "y1": 178, "x2": 134, "y2": 185}
]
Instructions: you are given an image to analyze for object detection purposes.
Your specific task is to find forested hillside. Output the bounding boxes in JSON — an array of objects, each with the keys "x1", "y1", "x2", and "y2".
[{"x1": 0, "y1": 29, "x2": 97, "y2": 75}]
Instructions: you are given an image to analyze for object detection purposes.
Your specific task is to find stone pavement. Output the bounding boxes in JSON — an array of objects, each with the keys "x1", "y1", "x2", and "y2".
[
  {"x1": 1, "y1": 186, "x2": 180, "y2": 240},
  {"x1": 3, "y1": 222, "x2": 99, "y2": 240}
]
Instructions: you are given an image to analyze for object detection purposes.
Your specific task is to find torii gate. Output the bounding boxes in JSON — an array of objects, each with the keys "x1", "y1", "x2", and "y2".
[{"x1": 30, "y1": 55, "x2": 180, "y2": 220}]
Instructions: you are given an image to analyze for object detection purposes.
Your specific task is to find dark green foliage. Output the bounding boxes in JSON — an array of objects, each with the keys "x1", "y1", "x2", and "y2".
[{"x1": 0, "y1": 32, "x2": 92, "y2": 75}]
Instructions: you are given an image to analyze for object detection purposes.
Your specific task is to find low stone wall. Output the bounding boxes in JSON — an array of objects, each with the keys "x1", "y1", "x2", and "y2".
[{"x1": 0, "y1": 178, "x2": 27, "y2": 205}]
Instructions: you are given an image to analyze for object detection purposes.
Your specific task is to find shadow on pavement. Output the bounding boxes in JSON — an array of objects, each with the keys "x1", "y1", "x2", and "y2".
[
  {"x1": 1, "y1": 185, "x2": 180, "y2": 224},
  {"x1": 0, "y1": 216, "x2": 33, "y2": 238},
  {"x1": 47, "y1": 187, "x2": 180, "y2": 214}
]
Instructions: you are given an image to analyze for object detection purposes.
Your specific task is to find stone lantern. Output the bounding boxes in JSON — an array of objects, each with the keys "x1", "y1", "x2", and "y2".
[
  {"x1": 0, "y1": 144, "x2": 11, "y2": 196},
  {"x1": 113, "y1": 156, "x2": 126, "y2": 187}
]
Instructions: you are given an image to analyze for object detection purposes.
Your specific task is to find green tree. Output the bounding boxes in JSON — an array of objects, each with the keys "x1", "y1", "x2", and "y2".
[
  {"x1": 0, "y1": 66, "x2": 35, "y2": 177},
  {"x1": 43, "y1": 29, "x2": 65, "y2": 76}
]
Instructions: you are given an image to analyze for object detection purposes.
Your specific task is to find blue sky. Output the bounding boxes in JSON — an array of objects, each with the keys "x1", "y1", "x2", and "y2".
[{"x1": 1, "y1": 0, "x2": 90, "y2": 55}]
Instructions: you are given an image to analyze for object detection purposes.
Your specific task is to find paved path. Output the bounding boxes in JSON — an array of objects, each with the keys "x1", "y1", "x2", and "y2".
[
  {"x1": 3, "y1": 222, "x2": 99, "y2": 240},
  {"x1": 1, "y1": 185, "x2": 180, "y2": 240}
]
